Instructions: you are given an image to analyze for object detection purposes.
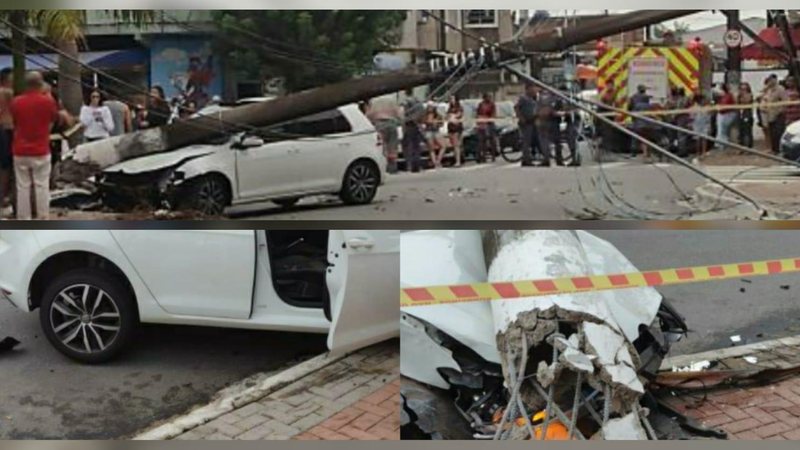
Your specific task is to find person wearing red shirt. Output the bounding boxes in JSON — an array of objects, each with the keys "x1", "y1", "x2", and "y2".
[
  {"x1": 715, "y1": 84, "x2": 737, "y2": 148},
  {"x1": 9, "y1": 71, "x2": 60, "y2": 220},
  {"x1": 476, "y1": 93, "x2": 497, "y2": 163}
]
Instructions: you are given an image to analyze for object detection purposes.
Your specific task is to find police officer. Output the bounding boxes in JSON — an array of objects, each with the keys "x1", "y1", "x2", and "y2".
[
  {"x1": 517, "y1": 82, "x2": 539, "y2": 167},
  {"x1": 401, "y1": 88, "x2": 425, "y2": 173},
  {"x1": 535, "y1": 88, "x2": 557, "y2": 167}
]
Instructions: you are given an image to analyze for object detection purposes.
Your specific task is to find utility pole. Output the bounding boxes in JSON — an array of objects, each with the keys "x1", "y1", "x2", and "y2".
[
  {"x1": 9, "y1": 11, "x2": 26, "y2": 95},
  {"x1": 439, "y1": 10, "x2": 447, "y2": 52},
  {"x1": 73, "y1": 9, "x2": 703, "y2": 171},
  {"x1": 725, "y1": 10, "x2": 742, "y2": 89}
]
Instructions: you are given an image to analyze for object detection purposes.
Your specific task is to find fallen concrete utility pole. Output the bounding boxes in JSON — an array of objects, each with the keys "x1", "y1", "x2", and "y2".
[
  {"x1": 516, "y1": 10, "x2": 700, "y2": 53},
  {"x1": 484, "y1": 230, "x2": 663, "y2": 440},
  {"x1": 73, "y1": 9, "x2": 703, "y2": 172},
  {"x1": 72, "y1": 70, "x2": 440, "y2": 170}
]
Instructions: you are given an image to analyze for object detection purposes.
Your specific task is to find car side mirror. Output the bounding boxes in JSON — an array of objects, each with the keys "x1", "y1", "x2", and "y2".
[{"x1": 238, "y1": 136, "x2": 265, "y2": 149}]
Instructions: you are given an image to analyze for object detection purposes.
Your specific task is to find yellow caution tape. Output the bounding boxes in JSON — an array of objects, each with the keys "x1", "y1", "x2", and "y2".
[{"x1": 401, "y1": 257, "x2": 800, "y2": 307}]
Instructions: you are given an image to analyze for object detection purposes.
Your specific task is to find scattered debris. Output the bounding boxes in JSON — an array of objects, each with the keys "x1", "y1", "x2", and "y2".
[
  {"x1": 653, "y1": 365, "x2": 800, "y2": 390},
  {"x1": 0, "y1": 336, "x2": 20, "y2": 354},
  {"x1": 730, "y1": 335, "x2": 742, "y2": 344},
  {"x1": 671, "y1": 361, "x2": 711, "y2": 372},
  {"x1": 743, "y1": 356, "x2": 758, "y2": 364},
  {"x1": 780, "y1": 285, "x2": 790, "y2": 290}
]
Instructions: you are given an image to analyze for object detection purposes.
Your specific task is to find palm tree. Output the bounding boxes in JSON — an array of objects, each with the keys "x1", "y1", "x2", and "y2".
[{"x1": 2, "y1": 10, "x2": 154, "y2": 114}]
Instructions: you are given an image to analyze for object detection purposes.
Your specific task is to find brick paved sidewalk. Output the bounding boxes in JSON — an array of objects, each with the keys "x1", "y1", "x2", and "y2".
[
  {"x1": 173, "y1": 340, "x2": 399, "y2": 440},
  {"x1": 661, "y1": 336, "x2": 800, "y2": 440}
]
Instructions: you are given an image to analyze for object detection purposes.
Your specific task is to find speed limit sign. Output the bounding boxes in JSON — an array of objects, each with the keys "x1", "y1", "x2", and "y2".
[{"x1": 724, "y1": 29, "x2": 743, "y2": 48}]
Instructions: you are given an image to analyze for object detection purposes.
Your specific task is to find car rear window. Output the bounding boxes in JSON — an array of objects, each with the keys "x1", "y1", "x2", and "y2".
[
  {"x1": 283, "y1": 110, "x2": 352, "y2": 136},
  {"x1": 260, "y1": 110, "x2": 352, "y2": 142}
]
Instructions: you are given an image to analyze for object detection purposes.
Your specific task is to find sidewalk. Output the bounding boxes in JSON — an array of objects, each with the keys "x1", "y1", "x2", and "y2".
[
  {"x1": 158, "y1": 340, "x2": 399, "y2": 440},
  {"x1": 660, "y1": 335, "x2": 800, "y2": 440}
]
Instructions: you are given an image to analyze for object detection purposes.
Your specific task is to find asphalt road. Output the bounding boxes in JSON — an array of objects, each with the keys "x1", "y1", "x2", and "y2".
[
  {"x1": 592, "y1": 230, "x2": 800, "y2": 355},
  {"x1": 0, "y1": 301, "x2": 328, "y2": 439},
  {"x1": 233, "y1": 145, "x2": 711, "y2": 221}
]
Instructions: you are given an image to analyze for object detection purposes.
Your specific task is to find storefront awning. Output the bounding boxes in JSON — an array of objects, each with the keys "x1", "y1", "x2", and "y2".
[
  {"x1": 741, "y1": 26, "x2": 800, "y2": 61},
  {"x1": 0, "y1": 48, "x2": 147, "y2": 71}
]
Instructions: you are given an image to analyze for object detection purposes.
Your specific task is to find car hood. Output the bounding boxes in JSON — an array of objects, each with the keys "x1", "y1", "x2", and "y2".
[{"x1": 103, "y1": 145, "x2": 220, "y2": 174}]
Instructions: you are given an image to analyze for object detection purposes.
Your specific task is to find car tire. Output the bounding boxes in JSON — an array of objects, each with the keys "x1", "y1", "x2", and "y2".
[
  {"x1": 273, "y1": 197, "x2": 300, "y2": 209},
  {"x1": 39, "y1": 269, "x2": 137, "y2": 364},
  {"x1": 177, "y1": 174, "x2": 231, "y2": 216},
  {"x1": 340, "y1": 160, "x2": 380, "y2": 205}
]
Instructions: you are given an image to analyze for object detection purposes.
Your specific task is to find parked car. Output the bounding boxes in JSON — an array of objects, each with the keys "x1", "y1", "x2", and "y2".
[
  {"x1": 0, "y1": 230, "x2": 399, "y2": 363},
  {"x1": 781, "y1": 120, "x2": 800, "y2": 161},
  {"x1": 97, "y1": 100, "x2": 385, "y2": 215}
]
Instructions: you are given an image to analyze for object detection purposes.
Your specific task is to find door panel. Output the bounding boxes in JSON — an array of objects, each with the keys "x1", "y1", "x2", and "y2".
[
  {"x1": 326, "y1": 230, "x2": 399, "y2": 354},
  {"x1": 235, "y1": 140, "x2": 303, "y2": 200},
  {"x1": 110, "y1": 230, "x2": 255, "y2": 319}
]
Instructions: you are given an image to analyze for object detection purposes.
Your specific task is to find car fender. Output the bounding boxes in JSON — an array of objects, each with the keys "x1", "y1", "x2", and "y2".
[
  {"x1": 171, "y1": 150, "x2": 238, "y2": 199},
  {"x1": 8, "y1": 231, "x2": 165, "y2": 319}
]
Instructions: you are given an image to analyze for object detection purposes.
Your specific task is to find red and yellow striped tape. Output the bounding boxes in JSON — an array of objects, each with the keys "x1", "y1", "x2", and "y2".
[{"x1": 400, "y1": 257, "x2": 800, "y2": 307}]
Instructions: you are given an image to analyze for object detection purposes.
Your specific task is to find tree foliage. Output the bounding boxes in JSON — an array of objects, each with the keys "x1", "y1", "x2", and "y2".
[{"x1": 212, "y1": 10, "x2": 407, "y2": 92}]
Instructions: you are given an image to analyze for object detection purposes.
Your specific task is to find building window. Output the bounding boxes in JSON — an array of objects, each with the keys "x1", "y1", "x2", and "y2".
[{"x1": 464, "y1": 10, "x2": 498, "y2": 28}]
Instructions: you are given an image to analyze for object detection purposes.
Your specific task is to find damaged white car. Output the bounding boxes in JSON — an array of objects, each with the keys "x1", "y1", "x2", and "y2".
[
  {"x1": 400, "y1": 230, "x2": 703, "y2": 440},
  {"x1": 0, "y1": 230, "x2": 398, "y2": 363},
  {"x1": 95, "y1": 102, "x2": 386, "y2": 215}
]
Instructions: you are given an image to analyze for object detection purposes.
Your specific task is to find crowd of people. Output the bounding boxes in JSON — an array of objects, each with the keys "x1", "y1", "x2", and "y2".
[
  {"x1": 363, "y1": 85, "x2": 582, "y2": 174},
  {"x1": 0, "y1": 67, "x2": 189, "y2": 220},
  {"x1": 596, "y1": 74, "x2": 800, "y2": 160}
]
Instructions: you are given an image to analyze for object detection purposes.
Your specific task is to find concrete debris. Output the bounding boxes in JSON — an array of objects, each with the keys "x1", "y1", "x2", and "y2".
[
  {"x1": 555, "y1": 334, "x2": 595, "y2": 374},
  {"x1": 596, "y1": 412, "x2": 648, "y2": 440},
  {"x1": 536, "y1": 360, "x2": 558, "y2": 387}
]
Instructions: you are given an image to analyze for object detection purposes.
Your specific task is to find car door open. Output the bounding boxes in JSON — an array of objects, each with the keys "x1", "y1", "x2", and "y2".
[
  {"x1": 110, "y1": 230, "x2": 256, "y2": 319},
  {"x1": 325, "y1": 230, "x2": 399, "y2": 355}
]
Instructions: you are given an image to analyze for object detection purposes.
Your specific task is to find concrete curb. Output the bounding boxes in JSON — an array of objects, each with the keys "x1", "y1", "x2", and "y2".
[
  {"x1": 132, "y1": 351, "x2": 348, "y2": 440},
  {"x1": 661, "y1": 334, "x2": 800, "y2": 370}
]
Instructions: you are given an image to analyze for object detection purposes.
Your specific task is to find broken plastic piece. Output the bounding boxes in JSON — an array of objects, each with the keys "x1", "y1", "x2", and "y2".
[
  {"x1": 671, "y1": 361, "x2": 711, "y2": 372},
  {"x1": 730, "y1": 335, "x2": 742, "y2": 344}
]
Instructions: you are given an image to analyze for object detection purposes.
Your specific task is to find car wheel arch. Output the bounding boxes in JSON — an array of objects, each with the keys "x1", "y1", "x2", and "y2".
[
  {"x1": 181, "y1": 172, "x2": 233, "y2": 203},
  {"x1": 28, "y1": 251, "x2": 138, "y2": 317}
]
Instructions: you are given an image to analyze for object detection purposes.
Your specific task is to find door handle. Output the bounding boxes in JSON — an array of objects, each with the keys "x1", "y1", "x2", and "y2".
[{"x1": 347, "y1": 238, "x2": 374, "y2": 250}]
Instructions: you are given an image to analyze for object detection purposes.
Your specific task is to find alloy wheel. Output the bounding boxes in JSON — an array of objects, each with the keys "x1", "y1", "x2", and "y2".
[
  {"x1": 49, "y1": 284, "x2": 121, "y2": 354},
  {"x1": 347, "y1": 164, "x2": 378, "y2": 203},
  {"x1": 197, "y1": 178, "x2": 227, "y2": 214}
]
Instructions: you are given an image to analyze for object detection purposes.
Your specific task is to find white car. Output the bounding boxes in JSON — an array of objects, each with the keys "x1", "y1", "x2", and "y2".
[
  {"x1": 0, "y1": 230, "x2": 398, "y2": 363},
  {"x1": 98, "y1": 102, "x2": 386, "y2": 215}
]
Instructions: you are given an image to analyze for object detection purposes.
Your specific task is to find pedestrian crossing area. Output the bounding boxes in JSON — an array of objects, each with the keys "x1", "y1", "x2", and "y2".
[{"x1": 702, "y1": 165, "x2": 800, "y2": 183}]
